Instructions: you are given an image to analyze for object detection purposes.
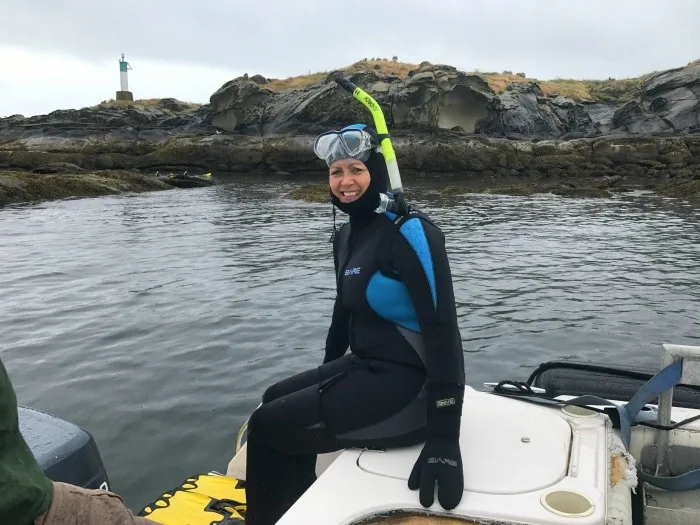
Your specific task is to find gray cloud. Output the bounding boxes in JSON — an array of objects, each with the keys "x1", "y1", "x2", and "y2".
[{"x1": 2, "y1": 0, "x2": 699, "y2": 80}]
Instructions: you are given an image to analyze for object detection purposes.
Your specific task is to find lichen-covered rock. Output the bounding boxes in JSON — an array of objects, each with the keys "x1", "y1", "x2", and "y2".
[
  {"x1": 2, "y1": 62, "x2": 698, "y2": 145},
  {"x1": 611, "y1": 63, "x2": 700, "y2": 134},
  {"x1": 0, "y1": 62, "x2": 699, "y2": 208}
]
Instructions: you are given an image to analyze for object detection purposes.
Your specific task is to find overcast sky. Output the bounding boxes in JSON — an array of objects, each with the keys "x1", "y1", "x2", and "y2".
[{"x1": 1, "y1": 0, "x2": 699, "y2": 117}]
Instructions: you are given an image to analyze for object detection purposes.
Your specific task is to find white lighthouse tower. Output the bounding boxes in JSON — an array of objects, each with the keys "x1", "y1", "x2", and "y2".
[{"x1": 116, "y1": 53, "x2": 134, "y2": 101}]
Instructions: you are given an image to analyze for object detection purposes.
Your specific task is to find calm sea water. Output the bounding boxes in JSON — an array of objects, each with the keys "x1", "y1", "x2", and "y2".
[{"x1": 1, "y1": 175, "x2": 699, "y2": 510}]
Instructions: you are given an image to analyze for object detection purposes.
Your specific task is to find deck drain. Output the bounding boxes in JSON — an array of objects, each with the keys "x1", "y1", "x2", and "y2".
[
  {"x1": 561, "y1": 405, "x2": 598, "y2": 418},
  {"x1": 541, "y1": 490, "x2": 595, "y2": 517}
]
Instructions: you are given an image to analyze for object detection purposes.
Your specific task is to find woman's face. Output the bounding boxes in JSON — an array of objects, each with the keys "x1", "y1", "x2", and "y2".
[{"x1": 328, "y1": 159, "x2": 371, "y2": 204}]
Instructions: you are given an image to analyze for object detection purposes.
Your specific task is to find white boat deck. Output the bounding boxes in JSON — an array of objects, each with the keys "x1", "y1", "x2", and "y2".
[{"x1": 225, "y1": 343, "x2": 700, "y2": 525}]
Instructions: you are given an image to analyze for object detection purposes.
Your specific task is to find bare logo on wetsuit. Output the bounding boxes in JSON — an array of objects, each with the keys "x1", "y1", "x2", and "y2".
[
  {"x1": 344, "y1": 267, "x2": 361, "y2": 276},
  {"x1": 436, "y1": 397, "x2": 456, "y2": 408},
  {"x1": 428, "y1": 457, "x2": 458, "y2": 467}
]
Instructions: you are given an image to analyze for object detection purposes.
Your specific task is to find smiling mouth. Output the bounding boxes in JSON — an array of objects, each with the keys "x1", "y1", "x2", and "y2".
[{"x1": 342, "y1": 191, "x2": 360, "y2": 197}]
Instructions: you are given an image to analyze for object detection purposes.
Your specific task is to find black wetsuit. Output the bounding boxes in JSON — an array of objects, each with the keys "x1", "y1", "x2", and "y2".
[{"x1": 244, "y1": 208, "x2": 465, "y2": 525}]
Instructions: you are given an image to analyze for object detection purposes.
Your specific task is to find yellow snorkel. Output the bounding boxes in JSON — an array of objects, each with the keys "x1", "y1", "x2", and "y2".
[{"x1": 331, "y1": 72, "x2": 409, "y2": 215}]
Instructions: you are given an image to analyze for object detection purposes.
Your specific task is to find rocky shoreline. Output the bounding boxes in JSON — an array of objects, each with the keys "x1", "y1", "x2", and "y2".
[
  {"x1": 0, "y1": 166, "x2": 215, "y2": 207},
  {"x1": 1, "y1": 60, "x2": 699, "y2": 206},
  {"x1": 0, "y1": 169, "x2": 173, "y2": 207},
  {"x1": 2, "y1": 133, "x2": 698, "y2": 205}
]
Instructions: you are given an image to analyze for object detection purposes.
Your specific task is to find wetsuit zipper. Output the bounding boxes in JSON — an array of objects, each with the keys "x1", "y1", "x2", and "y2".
[
  {"x1": 320, "y1": 224, "x2": 365, "y2": 398},
  {"x1": 336, "y1": 229, "x2": 355, "y2": 295},
  {"x1": 337, "y1": 228, "x2": 356, "y2": 351}
]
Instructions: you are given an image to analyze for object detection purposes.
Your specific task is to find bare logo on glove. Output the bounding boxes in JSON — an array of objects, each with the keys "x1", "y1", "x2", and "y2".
[
  {"x1": 428, "y1": 456, "x2": 458, "y2": 467},
  {"x1": 435, "y1": 397, "x2": 455, "y2": 408}
]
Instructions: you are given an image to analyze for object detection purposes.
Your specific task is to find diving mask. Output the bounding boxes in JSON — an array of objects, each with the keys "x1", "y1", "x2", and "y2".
[{"x1": 314, "y1": 128, "x2": 377, "y2": 167}]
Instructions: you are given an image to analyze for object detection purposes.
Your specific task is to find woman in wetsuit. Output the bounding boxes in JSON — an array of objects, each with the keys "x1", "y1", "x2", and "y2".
[{"x1": 244, "y1": 124, "x2": 466, "y2": 525}]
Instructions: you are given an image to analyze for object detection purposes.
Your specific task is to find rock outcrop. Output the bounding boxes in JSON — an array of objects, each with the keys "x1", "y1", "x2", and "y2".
[
  {"x1": 207, "y1": 64, "x2": 506, "y2": 136},
  {"x1": 205, "y1": 61, "x2": 699, "y2": 139},
  {"x1": 0, "y1": 169, "x2": 176, "y2": 207},
  {"x1": 612, "y1": 63, "x2": 700, "y2": 134},
  {"x1": 2, "y1": 61, "x2": 698, "y2": 145},
  {"x1": 475, "y1": 83, "x2": 617, "y2": 139},
  {"x1": 2, "y1": 129, "x2": 697, "y2": 181},
  {"x1": 0, "y1": 60, "x2": 698, "y2": 199},
  {"x1": 0, "y1": 98, "x2": 213, "y2": 141}
]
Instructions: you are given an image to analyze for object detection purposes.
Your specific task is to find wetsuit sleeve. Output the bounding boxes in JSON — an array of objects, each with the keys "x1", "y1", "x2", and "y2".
[
  {"x1": 323, "y1": 296, "x2": 350, "y2": 363},
  {"x1": 389, "y1": 216, "x2": 465, "y2": 434},
  {"x1": 324, "y1": 226, "x2": 350, "y2": 363}
]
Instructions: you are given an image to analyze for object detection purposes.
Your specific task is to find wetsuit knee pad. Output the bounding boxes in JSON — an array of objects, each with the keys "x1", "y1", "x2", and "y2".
[
  {"x1": 248, "y1": 401, "x2": 289, "y2": 437},
  {"x1": 247, "y1": 404, "x2": 268, "y2": 436},
  {"x1": 249, "y1": 384, "x2": 331, "y2": 454},
  {"x1": 261, "y1": 383, "x2": 279, "y2": 404}
]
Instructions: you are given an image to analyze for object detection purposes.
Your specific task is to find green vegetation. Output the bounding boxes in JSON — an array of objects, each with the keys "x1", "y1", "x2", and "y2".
[
  {"x1": 657, "y1": 179, "x2": 700, "y2": 201},
  {"x1": 260, "y1": 57, "x2": 700, "y2": 104},
  {"x1": 95, "y1": 98, "x2": 202, "y2": 112}
]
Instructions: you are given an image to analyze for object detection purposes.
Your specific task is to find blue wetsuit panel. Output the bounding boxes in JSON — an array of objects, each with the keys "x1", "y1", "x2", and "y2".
[
  {"x1": 399, "y1": 218, "x2": 437, "y2": 308},
  {"x1": 366, "y1": 272, "x2": 420, "y2": 332},
  {"x1": 381, "y1": 212, "x2": 437, "y2": 308}
]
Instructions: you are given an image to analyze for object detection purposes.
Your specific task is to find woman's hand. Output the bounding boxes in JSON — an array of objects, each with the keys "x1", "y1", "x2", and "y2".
[{"x1": 408, "y1": 436, "x2": 463, "y2": 509}]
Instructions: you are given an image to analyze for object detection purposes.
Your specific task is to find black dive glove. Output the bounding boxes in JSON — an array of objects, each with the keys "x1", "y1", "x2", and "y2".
[
  {"x1": 408, "y1": 384, "x2": 464, "y2": 510},
  {"x1": 392, "y1": 191, "x2": 412, "y2": 216}
]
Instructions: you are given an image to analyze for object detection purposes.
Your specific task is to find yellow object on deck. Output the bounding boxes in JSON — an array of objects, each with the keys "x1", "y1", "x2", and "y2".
[{"x1": 139, "y1": 473, "x2": 246, "y2": 524}]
